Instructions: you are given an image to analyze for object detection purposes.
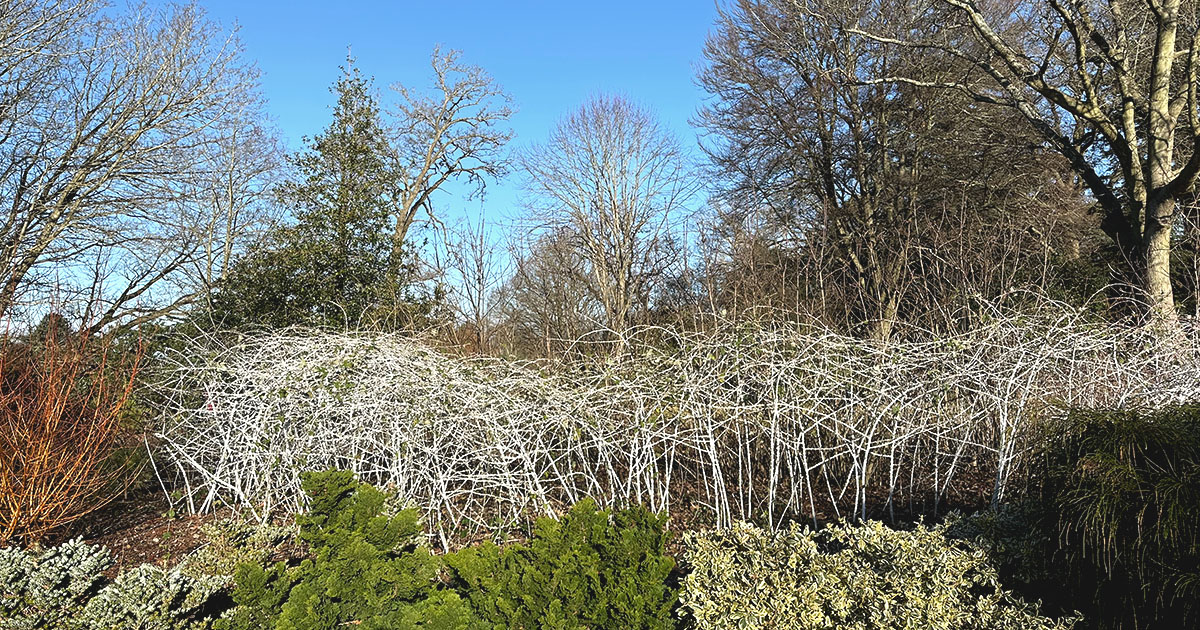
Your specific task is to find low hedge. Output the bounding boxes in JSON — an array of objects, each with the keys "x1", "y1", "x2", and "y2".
[
  {"x1": 0, "y1": 538, "x2": 222, "y2": 630},
  {"x1": 5, "y1": 469, "x2": 1109, "y2": 629},
  {"x1": 679, "y1": 520, "x2": 1075, "y2": 630},
  {"x1": 216, "y1": 471, "x2": 676, "y2": 630}
]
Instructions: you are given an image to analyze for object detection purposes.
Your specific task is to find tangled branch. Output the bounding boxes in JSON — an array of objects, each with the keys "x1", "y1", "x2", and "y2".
[{"x1": 149, "y1": 305, "x2": 1200, "y2": 547}]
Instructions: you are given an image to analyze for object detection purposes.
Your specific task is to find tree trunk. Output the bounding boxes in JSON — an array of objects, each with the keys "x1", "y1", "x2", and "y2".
[
  {"x1": 869, "y1": 295, "x2": 900, "y2": 342},
  {"x1": 1141, "y1": 0, "x2": 1180, "y2": 326},
  {"x1": 1142, "y1": 197, "x2": 1178, "y2": 324}
]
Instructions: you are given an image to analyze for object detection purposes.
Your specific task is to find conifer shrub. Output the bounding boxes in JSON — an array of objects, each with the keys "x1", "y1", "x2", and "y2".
[
  {"x1": 678, "y1": 520, "x2": 1075, "y2": 630},
  {"x1": 217, "y1": 472, "x2": 678, "y2": 630},
  {"x1": 0, "y1": 538, "x2": 108, "y2": 629},
  {"x1": 1023, "y1": 405, "x2": 1200, "y2": 629},
  {"x1": 445, "y1": 498, "x2": 677, "y2": 630},
  {"x1": 78, "y1": 564, "x2": 223, "y2": 630},
  {"x1": 0, "y1": 538, "x2": 221, "y2": 630},
  {"x1": 215, "y1": 470, "x2": 475, "y2": 630}
]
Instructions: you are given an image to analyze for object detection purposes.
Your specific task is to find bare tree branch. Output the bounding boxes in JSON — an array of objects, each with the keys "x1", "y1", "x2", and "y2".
[{"x1": 0, "y1": 0, "x2": 279, "y2": 330}]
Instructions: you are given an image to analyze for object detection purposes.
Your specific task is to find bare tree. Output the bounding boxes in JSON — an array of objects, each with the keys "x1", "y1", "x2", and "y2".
[
  {"x1": 499, "y1": 228, "x2": 600, "y2": 357},
  {"x1": 190, "y1": 109, "x2": 283, "y2": 296},
  {"x1": 0, "y1": 0, "x2": 95, "y2": 88},
  {"x1": 846, "y1": 0, "x2": 1200, "y2": 324},
  {"x1": 520, "y1": 95, "x2": 699, "y2": 338},
  {"x1": 0, "y1": 0, "x2": 277, "y2": 330},
  {"x1": 445, "y1": 214, "x2": 510, "y2": 353},
  {"x1": 696, "y1": 0, "x2": 1094, "y2": 338},
  {"x1": 388, "y1": 48, "x2": 514, "y2": 257},
  {"x1": 699, "y1": 0, "x2": 922, "y2": 339}
]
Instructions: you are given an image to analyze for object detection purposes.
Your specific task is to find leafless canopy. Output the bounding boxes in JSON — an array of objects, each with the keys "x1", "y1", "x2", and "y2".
[
  {"x1": 444, "y1": 214, "x2": 510, "y2": 353},
  {"x1": 500, "y1": 228, "x2": 603, "y2": 356},
  {"x1": 0, "y1": 0, "x2": 278, "y2": 331},
  {"x1": 388, "y1": 48, "x2": 514, "y2": 253},
  {"x1": 694, "y1": 0, "x2": 1094, "y2": 338},
  {"x1": 520, "y1": 95, "x2": 699, "y2": 337},
  {"x1": 849, "y1": 0, "x2": 1200, "y2": 323}
]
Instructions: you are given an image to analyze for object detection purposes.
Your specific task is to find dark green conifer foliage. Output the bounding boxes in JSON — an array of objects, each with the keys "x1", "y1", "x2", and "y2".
[
  {"x1": 217, "y1": 473, "x2": 678, "y2": 630},
  {"x1": 208, "y1": 60, "x2": 434, "y2": 331},
  {"x1": 215, "y1": 470, "x2": 474, "y2": 630},
  {"x1": 446, "y1": 498, "x2": 677, "y2": 630}
]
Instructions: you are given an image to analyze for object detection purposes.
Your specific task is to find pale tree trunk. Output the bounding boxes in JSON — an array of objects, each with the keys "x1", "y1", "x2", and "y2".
[
  {"x1": 1143, "y1": 198, "x2": 1177, "y2": 323},
  {"x1": 869, "y1": 295, "x2": 900, "y2": 342},
  {"x1": 1141, "y1": 0, "x2": 1181, "y2": 325}
]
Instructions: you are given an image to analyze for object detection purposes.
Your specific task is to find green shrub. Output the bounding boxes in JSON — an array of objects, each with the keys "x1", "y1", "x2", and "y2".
[
  {"x1": 215, "y1": 470, "x2": 474, "y2": 630},
  {"x1": 679, "y1": 520, "x2": 1074, "y2": 630},
  {"x1": 446, "y1": 498, "x2": 676, "y2": 630},
  {"x1": 218, "y1": 472, "x2": 677, "y2": 630},
  {"x1": 0, "y1": 538, "x2": 220, "y2": 630},
  {"x1": 945, "y1": 505, "x2": 1052, "y2": 587},
  {"x1": 1024, "y1": 405, "x2": 1200, "y2": 629},
  {"x1": 180, "y1": 518, "x2": 295, "y2": 583}
]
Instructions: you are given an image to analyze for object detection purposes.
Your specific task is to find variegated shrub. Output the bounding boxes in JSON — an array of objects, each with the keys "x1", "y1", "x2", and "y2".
[{"x1": 679, "y1": 520, "x2": 1075, "y2": 630}]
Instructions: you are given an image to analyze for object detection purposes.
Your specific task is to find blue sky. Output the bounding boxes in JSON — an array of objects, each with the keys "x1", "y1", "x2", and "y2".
[{"x1": 193, "y1": 1, "x2": 721, "y2": 226}]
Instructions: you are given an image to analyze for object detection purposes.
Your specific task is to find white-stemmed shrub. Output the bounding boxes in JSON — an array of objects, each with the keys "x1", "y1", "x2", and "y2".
[{"x1": 150, "y1": 303, "x2": 1200, "y2": 543}]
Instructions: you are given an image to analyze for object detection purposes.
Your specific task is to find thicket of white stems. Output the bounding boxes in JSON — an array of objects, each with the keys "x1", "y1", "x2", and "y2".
[{"x1": 150, "y1": 306, "x2": 1200, "y2": 549}]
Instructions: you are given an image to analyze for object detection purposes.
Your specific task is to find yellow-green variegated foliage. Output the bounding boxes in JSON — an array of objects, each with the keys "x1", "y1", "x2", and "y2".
[{"x1": 680, "y1": 520, "x2": 1075, "y2": 630}]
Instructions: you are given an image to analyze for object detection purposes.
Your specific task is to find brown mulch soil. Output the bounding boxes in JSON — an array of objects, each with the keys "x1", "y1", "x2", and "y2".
[{"x1": 65, "y1": 486, "x2": 231, "y2": 576}]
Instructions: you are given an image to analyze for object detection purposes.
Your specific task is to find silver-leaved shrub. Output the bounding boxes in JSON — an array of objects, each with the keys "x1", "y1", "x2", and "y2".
[
  {"x1": 178, "y1": 519, "x2": 295, "y2": 583},
  {"x1": 0, "y1": 538, "x2": 109, "y2": 629},
  {"x1": 0, "y1": 539, "x2": 221, "y2": 630}
]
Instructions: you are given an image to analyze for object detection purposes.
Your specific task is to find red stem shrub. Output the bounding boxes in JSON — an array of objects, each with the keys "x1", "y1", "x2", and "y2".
[{"x1": 0, "y1": 329, "x2": 140, "y2": 546}]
